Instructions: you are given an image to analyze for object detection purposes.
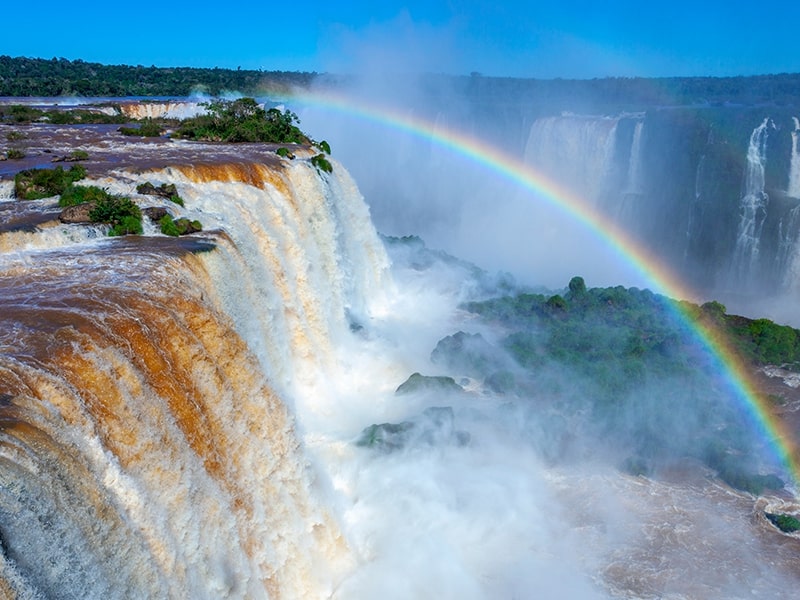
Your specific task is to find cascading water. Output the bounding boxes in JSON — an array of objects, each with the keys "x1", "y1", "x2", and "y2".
[
  {"x1": 730, "y1": 118, "x2": 772, "y2": 286},
  {"x1": 790, "y1": 117, "x2": 800, "y2": 198},
  {"x1": 0, "y1": 157, "x2": 389, "y2": 599},
  {"x1": 523, "y1": 115, "x2": 619, "y2": 205},
  {"x1": 616, "y1": 118, "x2": 645, "y2": 224}
]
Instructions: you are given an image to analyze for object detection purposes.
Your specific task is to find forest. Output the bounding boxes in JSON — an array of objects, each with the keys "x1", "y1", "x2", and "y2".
[{"x1": 2, "y1": 55, "x2": 800, "y2": 110}]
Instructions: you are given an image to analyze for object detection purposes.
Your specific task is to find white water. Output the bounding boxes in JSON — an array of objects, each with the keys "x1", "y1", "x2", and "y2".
[
  {"x1": 523, "y1": 114, "x2": 619, "y2": 205},
  {"x1": 731, "y1": 118, "x2": 772, "y2": 285},
  {"x1": 789, "y1": 117, "x2": 800, "y2": 198},
  {"x1": 1, "y1": 155, "x2": 799, "y2": 599}
]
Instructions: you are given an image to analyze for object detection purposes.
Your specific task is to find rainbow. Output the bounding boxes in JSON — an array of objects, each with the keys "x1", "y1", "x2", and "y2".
[{"x1": 290, "y1": 88, "x2": 800, "y2": 489}]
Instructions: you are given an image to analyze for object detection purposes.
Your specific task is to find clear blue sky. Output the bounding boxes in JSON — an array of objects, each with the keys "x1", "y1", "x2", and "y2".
[{"x1": 4, "y1": 1, "x2": 800, "y2": 78}]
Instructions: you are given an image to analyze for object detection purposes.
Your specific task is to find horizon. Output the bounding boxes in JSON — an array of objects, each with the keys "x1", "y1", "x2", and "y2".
[
  {"x1": 5, "y1": 54, "x2": 800, "y2": 81},
  {"x1": 4, "y1": 1, "x2": 800, "y2": 79}
]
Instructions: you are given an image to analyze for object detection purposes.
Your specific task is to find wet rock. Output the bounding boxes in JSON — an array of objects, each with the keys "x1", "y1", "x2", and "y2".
[
  {"x1": 137, "y1": 181, "x2": 178, "y2": 199},
  {"x1": 143, "y1": 206, "x2": 169, "y2": 222},
  {"x1": 59, "y1": 203, "x2": 95, "y2": 223},
  {"x1": 395, "y1": 372, "x2": 463, "y2": 395}
]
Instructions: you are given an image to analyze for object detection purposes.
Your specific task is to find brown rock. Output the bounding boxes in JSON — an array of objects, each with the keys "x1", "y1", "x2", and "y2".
[{"x1": 59, "y1": 203, "x2": 95, "y2": 224}]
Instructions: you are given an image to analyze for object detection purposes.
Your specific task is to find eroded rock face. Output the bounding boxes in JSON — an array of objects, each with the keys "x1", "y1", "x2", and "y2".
[{"x1": 59, "y1": 202, "x2": 94, "y2": 223}]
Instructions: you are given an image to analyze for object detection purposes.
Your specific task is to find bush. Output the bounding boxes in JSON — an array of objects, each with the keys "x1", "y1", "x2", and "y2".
[
  {"x1": 118, "y1": 119, "x2": 164, "y2": 137},
  {"x1": 159, "y1": 214, "x2": 202, "y2": 236},
  {"x1": 315, "y1": 139, "x2": 331, "y2": 154},
  {"x1": 6, "y1": 148, "x2": 25, "y2": 159},
  {"x1": 88, "y1": 194, "x2": 142, "y2": 236},
  {"x1": 5, "y1": 130, "x2": 26, "y2": 141},
  {"x1": 68, "y1": 150, "x2": 89, "y2": 161},
  {"x1": 766, "y1": 512, "x2": 800, "y2": 533},
  {"x1": 310, "y1": 153, "x2": 332, "y2": 173},
  {"x1": 59, "y1": 184, "x2": 112, "y2": 207},
  {"x1": 14, "y1": 165, "x2": 87, "y2": 199},
  {"x1": 174, "y1": 98, "x2": 310, "y2": 144},
  {"x1": 276, "y1": 147, "x2": 295, "y2": 159}
]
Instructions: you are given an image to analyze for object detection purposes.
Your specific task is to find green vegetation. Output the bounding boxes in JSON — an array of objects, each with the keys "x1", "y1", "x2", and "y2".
[
  {"x1": 70, "y1": 149, "x2": 88, "y2": 160},
  {"x1": 310, "y1": 153, "x2": 333, "y2": 173},
  {"x1": 174, "y1": 98, "x2": 310, "y2": 143},
  {"x1": 5, "y1": 130, "x2": 26, "y2": 141},
  {"x1": 459, "y1": 277, "x2": 792, "y2": 494},
  {"x1": 0, "y1": 56, "x2": 316, "y2": 97},
  {"x1": 14, "y1": 165, "x2": 86, "y2": 199},
  {"x1": 118, "y1": 119, "x2": 164, "y2": 137},
  {"x1": 0, "y1": 104, "x2": 128, "y2": 125},
  {"x1": 58, "y1": 184, "x2": 112, "y2": 207},
  {"x1": 315, "y1": 140, "x2": 331, "y2": 154},
  {"x1": 5, "y1": 148, "x2": 25, "y2": 159},
  {"x1": 88, "y1": 194, "x2": 142, "y2": 236},
  {"x1": 275, "y1": 147, "x2": 295, "y2": 159},
  {"x1": 766, "y1": 512, "x2": 800, "y2": 533},
  {"x1": 158, "y1": 214, "x2": 202, "y2": 236}
]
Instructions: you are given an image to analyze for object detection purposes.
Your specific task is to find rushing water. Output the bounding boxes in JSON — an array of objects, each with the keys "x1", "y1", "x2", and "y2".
[{"x1": 0, "y1": 121, "x2": 799, "y2": 598}]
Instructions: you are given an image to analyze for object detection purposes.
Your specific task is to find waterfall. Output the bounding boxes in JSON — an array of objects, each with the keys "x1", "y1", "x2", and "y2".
[
  {"x1": 523, "y1": 114, "x2": 619, "y2": 204},
  {"x1": 624, "y1": 120, "x2": 645, "y2": 195},
  {"x1": 731, "y1": 118, "x2": 772, "y2": 285},
  {"x1": 0, "y1": 159, "x2": 389, "y2": 599},
  {"x1": 616, "y1": 118, "x2": 645, "y2": 225},
  {"x1": 789, "y1": 117, "x2": 800, "y2": 198}
]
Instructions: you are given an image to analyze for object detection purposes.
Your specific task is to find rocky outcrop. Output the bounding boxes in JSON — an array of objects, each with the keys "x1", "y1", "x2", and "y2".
[{"x1": 59, "y1": 203, "x2": 94, "y2": 223}]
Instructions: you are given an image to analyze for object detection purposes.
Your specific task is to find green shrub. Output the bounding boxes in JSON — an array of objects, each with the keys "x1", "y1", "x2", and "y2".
[
  {"x1": 310, "y1": 153, "x2": 332, "y2": 173},
  {"x1": 14, "y1": 165, "x2": 87, "y2": 199},
  {"x1": 315, "y1": 139, "x2": 331, "y2": 154},
  {"x1": 2, "y1": 105, "x2": 44, "y2": 123},
  {"x1": 6, "y1": 148, "x2": 25, "y2": 159},
  {"x1": 59, "y1": 184, "x2": 112, "y2": 207},
  {"x1": 119, "y1": 119, "x2": 164, "y2": 137},
  {"x1": 766, "y1": 512, "x2": 800, "y2": 533},
  {"x1": 276, "y1": 147, "x2": 295, "y2": 159},
  {"x1": 159, "y1": 214, "x2": 202, "y2": 236},
  {"x1": 174, "y1": 98, "x2": 310, "y2": 144},
  {"x1": 89, "y1": 194, "x2": 142, "y2": 236},
  {"x1": 109, "y1": 215, "x2": 143, "y2": 236},
  {"x1": 159, "y1": 214, "x2": 181, "y2": 236},
  {"x1": 5, "y1": 131, "x2": 26, "y2": 142},
  {"x1": 68, "y1": 150, "x2": 89, "y2": 161}
]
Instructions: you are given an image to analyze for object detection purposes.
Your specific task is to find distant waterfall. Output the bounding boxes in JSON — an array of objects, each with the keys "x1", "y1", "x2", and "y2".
[
  {"x1": 523, "y1": 114, "x2": 619, "y2": 204},
  {"x1": 789, "y1": 117, "x2": 800, "y2": 198},
  {"x1": 731, "y1": 118, "x2": 772, "y2": 285},
  {"x1": 616, "y1": 119, "x2": 645, "y2": 224},
  {"x1": 624, "y1": 120, "x2": 645, "y2": 195}
]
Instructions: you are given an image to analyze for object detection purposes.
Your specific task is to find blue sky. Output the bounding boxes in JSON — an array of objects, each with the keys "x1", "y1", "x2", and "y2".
[{"x1": 4, "y1": 1, "x2": 800, "y2": 78}]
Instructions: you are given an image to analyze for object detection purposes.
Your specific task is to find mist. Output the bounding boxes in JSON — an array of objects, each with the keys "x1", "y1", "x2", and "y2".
[
  {"x1": 274, "y1": 16, "x2": 800, "y2": 598},
  {"x1": 295, "y1": 17, "x2": 652, "y2": 293}
]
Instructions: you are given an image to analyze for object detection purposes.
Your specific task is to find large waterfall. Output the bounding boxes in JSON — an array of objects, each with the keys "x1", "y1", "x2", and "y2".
[
  {"x1": 0, "y1": 157, "x2": 387, "y2": 599},
  {"x1": 3, "y1": 107, "x2": 800, "y2": 599}
]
